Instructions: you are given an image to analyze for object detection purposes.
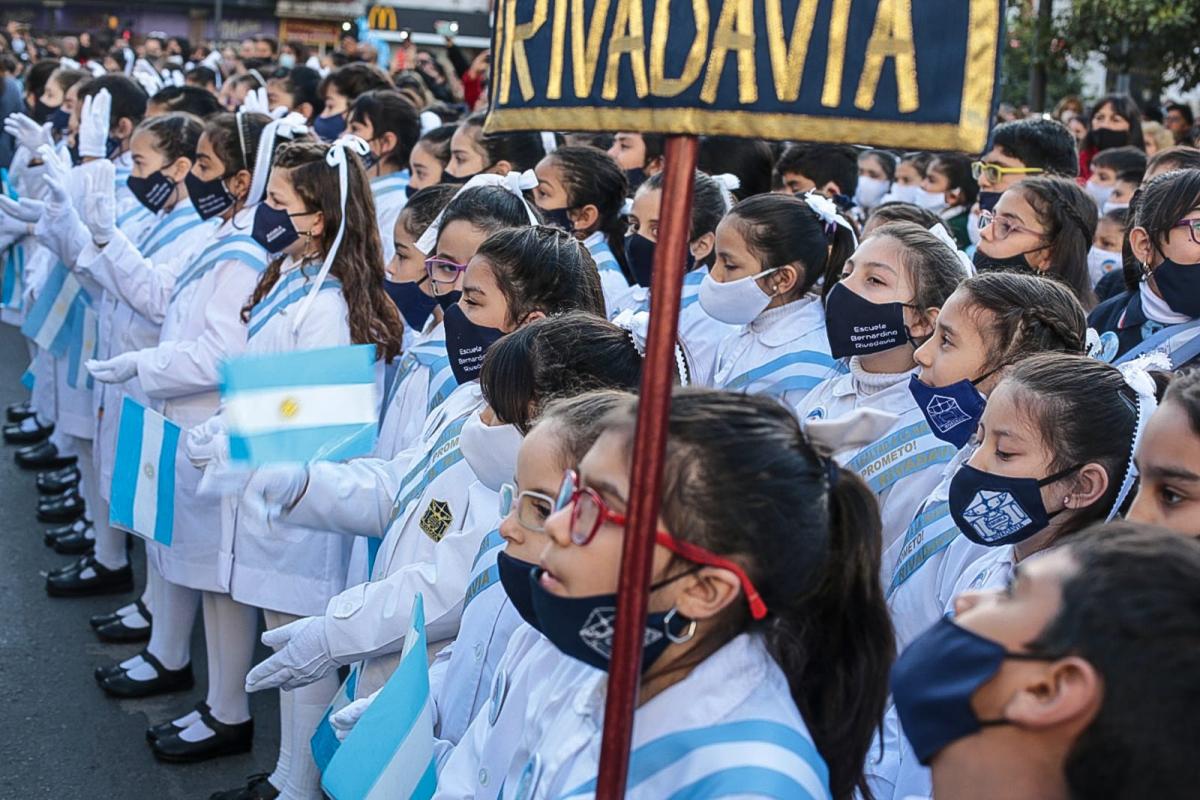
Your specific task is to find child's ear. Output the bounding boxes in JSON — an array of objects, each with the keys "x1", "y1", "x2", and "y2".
[
  {"x1": 227, "y1": 169, "x2": 253, "y2": 201},
  {"x1": 113, "y1": 117, "x2": 135, "y2": 142},
  {"x1": 310, "y1": 210, "x2": 326, "y2": 238},
  {"x1": 819, "y1": 180, "x2": 843, "y2": 199},
  {"x1": 570, "y1": 204, "x2": 599, "y2": 232},
  {"x1": 910, "y1": 306, "x2": 939, "y2": 340},
  {"x1": 689, "y1": 232, "x2": 716, "y2": 262}
]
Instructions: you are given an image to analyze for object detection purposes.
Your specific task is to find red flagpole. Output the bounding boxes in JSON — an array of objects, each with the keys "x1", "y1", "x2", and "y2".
[{"x1": 594, "y1": 134, "x2": 699, "y2": 798}]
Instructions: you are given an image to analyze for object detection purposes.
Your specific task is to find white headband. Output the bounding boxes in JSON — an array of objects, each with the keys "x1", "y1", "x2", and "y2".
[
  {"x1": 419, "y1": 111, "x2": 442, "y2": 136},
  {"x1": 245, "y1": 112, "x2": 310, "y2": 208},
  {"x1": 291, "y1": 135, "x2": 372, "y2": 334},
  {"x1": 926, "y1": 222, "x2": 975, "y2": 276},
  {"x1": 611, "y1": 308, "x2": 689, "y2": 386},
  {"x1": 802, "y1": 191, "x2": 858, "y2": 247},
  {"x1": 711, "y1": 173, "x2": 741, "y2": 213},
  {"x1": 415, "y1": 170, "x2": 540, "y2": 254},
  {"x1": 1108, "y1": 353, "x2": 1167, "y2": 521}
]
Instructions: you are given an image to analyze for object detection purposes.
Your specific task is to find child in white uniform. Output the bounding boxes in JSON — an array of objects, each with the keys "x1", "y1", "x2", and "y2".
[{"x1": 347, "y1": 89, "x2": 420, "y2": 262}]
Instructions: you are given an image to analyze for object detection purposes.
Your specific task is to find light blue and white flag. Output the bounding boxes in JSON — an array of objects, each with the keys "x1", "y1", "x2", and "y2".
[
  {"x1": 322, "y1": 594, "x2": 435, "y2": 800},
  {"x1": 219, "y1": 344, "x2": 378, "y2": 466},
  {"x1": 312, "y1": 664, "x2": 360, "y2": 775},
  {"x1": 20, "y1": 262, "x2": 90, "y2": 356},
  {"x1": 110, "y1": 397, "x2": 180, "y2": 546},
  {"x1": 66, "y1": 303, "x2": 98, "y2": 390}
]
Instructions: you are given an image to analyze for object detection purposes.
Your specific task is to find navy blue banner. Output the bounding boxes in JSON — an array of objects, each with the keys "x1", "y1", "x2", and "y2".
[{"x1": 485, "y1": 0, "x2": 1004, "y2": 152}]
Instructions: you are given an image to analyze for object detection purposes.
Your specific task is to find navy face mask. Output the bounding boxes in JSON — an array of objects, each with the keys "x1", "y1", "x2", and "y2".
[
  {"x1": 312, "y1": 113, "x2": 347, "y2": 142},
  {"x1": 824, "y1": 281, "x2": 914, "y2": 359},
  {"x1": 49, "y1": 108, "x2": 70, "y2": 135},
  {"x1": 540, "y1": 206, "x2": 575, "y2": 233},
  {"x1": 977, "y1": 191, "x2": 1002, "y2": 213},
  {"x1": 1151, "y1": 257, "x2": 1200, "y2": 318},
  {"x1": 496, "y1": 551, "x2": 539, "y2": 628},
  {"x1": 908, "y1": 372, "x2": 991, "y2": 448},
  {"x1": 624, "y1": 167, "x2": 647, "y2": 191},
  {"x1": 434, "y1": 289, "x2": 462, "y2": 312},
  {"x1": 624, "y1": 233, "x2": 694, "y2": 288},
  {"x1": 32, "y1": 99, "x2": 57, "y2": 125},
  {"x1": 528, "y1": 567, "x2": 695, "y2": 674},
  {"x1": 973, "y1": 247, "x2": 1042, "y2": 276},
  {"x1": 948, "y1": 462, "x2": 1081, "y2": 546},
  {"x1": 127, "y1": 170, "x2": 177, "y2": 213},
  {"x1": 251, "y1": 203, "x2": 304, "y2": 254},
  {"x1": 440, "y1": 170, "x2": 471, "y2": 185},
  {"x1": 185, "y1": 171, "x2": 236, "y2": 220},
  {"x1": 404, "y1": 182, "x2": 420, "y2": 199},
  {"x1": 384, "y1": 278, "x2": 438, "y2": 331},
  {"x1": 891, "y1": 617, "x2": 1058, "y2": 764},
  {"x1": 442, "y1": 302, "x2": 505, "y2": 385}
]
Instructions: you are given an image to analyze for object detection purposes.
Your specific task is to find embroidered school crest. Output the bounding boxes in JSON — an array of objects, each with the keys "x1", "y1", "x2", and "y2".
[
  {"x1": 925, "y1": 395, "x2": 972, "y2": 433},
  {"x1": 962, "y1": 489, "x2": 1032, "y2": 543},
  {"x1": 419, "y1": 499, "x2": 453, "y2": 541}
]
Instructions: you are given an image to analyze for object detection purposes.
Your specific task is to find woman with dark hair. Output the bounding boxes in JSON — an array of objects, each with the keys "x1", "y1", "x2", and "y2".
[{"x1": 1080, "y1": 93, "x2": 1145, "y2": 179}]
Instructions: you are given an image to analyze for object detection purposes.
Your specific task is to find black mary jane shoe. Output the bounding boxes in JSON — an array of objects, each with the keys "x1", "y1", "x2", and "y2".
[
  {"x1": 90, "y1": 599, "x2": 151, "y2": 631},
  {"x1": 150, "y1": 709, "x2": 251, "y2": 763},
  {"x1": 94, "y1": 658, "x2": 131, "y2": 683},
  {"x1": 37, "y1": 490, "x2": 86, "y2": 524},
  {"x1": 100, "y1": 651, "x2": 194, "y2": 699},
  {"x1": 146, "y1": 701, "x2": 211, "y2": 743},
  {"x1": 51, "y1": 526, "x2": 95, "y2": 556},
  {"x1": 208, "y1": 773, "x2": 279, "y2": 800},
  {"x1": 47, "y1": 554, "x2": 90, "y2": 578},
  {"x1": 44, "y1": 517, "x2": 91, "y2": 546},
  {"x1": 96, "y1": 614, "x2": 152, "y2": 644},
  {"x1": 45, "y1": 555, "x2": 133, "y2": 597},
  {"x1": 37, "y1": 464, "x2": 81, "y2": 494},
  {"x1": 16, "y1": 441, "x2": 76, "y2": 471},
  {"x1": 3, "y1": 419, "x2": 53, "y2": 445},
  {"x1": 6, "y1": 401, "x2": 33, "y2": 423}
]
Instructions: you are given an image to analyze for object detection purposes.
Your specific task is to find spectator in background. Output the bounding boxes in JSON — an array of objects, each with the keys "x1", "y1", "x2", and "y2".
[
  {"x1": 0, "y1": 55, "x2": 24, "y2": 168},
  {"x1": 238, "y1": 38, "x2": 255, "y2": 60},
  {"x1": 253, "y1": 36, "x2": 278, "y2": 62},
  {"x1": 185, "y1": 66, "x2": 218, "y2": 94},
  {"x1": 1080, "y1": 94, "x2": 1145, "y2": 179},
  {"x1": 279, "y1": 40, "x2": 313, "y2": 71},
  {"x1": 1142, "y1": 120, "x2": 1176, "y2": 157},
  {"x1": 1164, "y1": 102, "x2": 1195, "y2": 145}
]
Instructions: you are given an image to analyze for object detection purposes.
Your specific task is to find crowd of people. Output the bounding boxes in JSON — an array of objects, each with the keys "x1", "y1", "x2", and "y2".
[{"x1": 1, "y1": 21, "x2": 1199, "y2": 800}]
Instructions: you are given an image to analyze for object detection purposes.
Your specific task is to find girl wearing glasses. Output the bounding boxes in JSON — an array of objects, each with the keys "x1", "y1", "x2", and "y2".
[
  {"x1": 973, "y1": 175, "x2": 1097, "y2": 308},
  {"x1": 1089, "y1": 168, "x2": 1200, "y2": 368},
  {"x1": 440, "y1": 389, "x2": 893, "y2": 800},
  {"x1": 797, "y1": 223, "x2": 964, "y2": 579}
]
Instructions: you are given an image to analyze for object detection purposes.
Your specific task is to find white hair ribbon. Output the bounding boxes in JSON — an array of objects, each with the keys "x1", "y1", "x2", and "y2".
[
  {"x1": 1107, "y1": 354, "x2": 1166, "y2": 520},
  {"x1": 248, "y1": 69, "x2": 268, "y2": 88},
  {"x1": 802, "y1": 190, "x2": 858, "y2": 247},
  {"x1": 245, "y1": 112, "x2": 310, "y2": 208},
  {"x1": 290, "y1": 135, "x2": 372, "y2": 335},
  {"x1": 611, "y1": 308, "x2": 690, "y2": 386},
  {"x1": 419, "y1": 111, "x2": 442, "y2": 136},
  {"x1": 711, "y1": 173, "x2": 741, "y2": 213},
  {"x1": 540, "y1": 131, "x2": 558, "y2": 156},
  {"x1": 59, "y1": 57, "x2": 82, "y2": 71},
  {"x1": 239, "y1": 87, "x2": 289, "y2": 120},
  {"x1": 415, "y1": 170, "x2": 540, "y2": 254},
  {"x1": 926, "y1": 222, "x2": 976, "y2": 276}
]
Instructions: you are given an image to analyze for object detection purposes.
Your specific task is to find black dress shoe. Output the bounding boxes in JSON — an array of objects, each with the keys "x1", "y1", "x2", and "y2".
[
  {"x1": 51, "y1": 526, "x2": 95, "y2": 555},
  {"x1": 96, "y1": 615, "x2": 152, "y2": 644},
  {"x1": 208, "y1": 773, "x2": 279, "y2": 800},
  {"x1": 6, "y1": 401, "x2": 32, "y2": 423},
  {"x1": 151, "y1": 709, "x2": 252, "y2": 763},
  {"x1": 44, "y1": 516, "x2": 90, "y2": 541},
  {"x1": 47, "y1": 554, "x2": 90, "y2": 577},
  {"x1": 46, "y1": 556, "x2": 133, "y2": 597},
  {"x1": 90, "y1": 598, "x2": 151, "y2": 630},
  {"x1": 37, "y1": 490, "x2": 86, "y2": 523},
  {"x1": 16, "y1": 441, "x2": 76, "y2": 471},
  {"x1": 101, "y1": 651, "x2": 194, "y2": 699},
  {"x1": 147, "y1": 701, "x2": 210, "y2": 742},
  {"x1": 4, "y1": 419, "x2": 53, "y2": 444},
  {"x1": 94, "y1": 659, "x2": 129, "y2": 683},
  {"x1": 37, "y1": 464, "x2": 81, "y2": 492}
]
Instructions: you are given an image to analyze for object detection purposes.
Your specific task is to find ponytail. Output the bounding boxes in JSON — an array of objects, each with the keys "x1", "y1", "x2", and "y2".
[{"x1": 820, "y1": 223, "x2": 857, "y2": 300}]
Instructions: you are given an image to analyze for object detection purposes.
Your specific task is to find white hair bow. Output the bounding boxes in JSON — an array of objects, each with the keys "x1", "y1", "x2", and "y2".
[
  {"x1": 245, "y1": 112, "x2": 310, "y2": 208},
  {"x1": 711, "y1": 173, "x2": 741, "y2": 213},
  {"x1": 239, "y1": 87, "x2": 289, "y2": 120},
  {"x1": 802, "y1": 191, "x2": 857, "y2": 246},
  {"x1": 926, "y1": 222, "x2": 975, "y2": 277},
  {"x1": 611, "y1": 308, "x2": 689, "y2": 385},
  {"x1": 416, "y1": 170, "x2": 540, "y2": 254},
  {"x1": 419, "y1": 111, "x2": 441, "y2": 136},
  {"x1": 1107, "y1": 353, "x2": 1168, "y2": 521}
]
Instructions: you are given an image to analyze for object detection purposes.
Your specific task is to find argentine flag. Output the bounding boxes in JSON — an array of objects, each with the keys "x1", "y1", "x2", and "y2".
[
  {"x1": 322, "y1": 594, "x2": 436, "y2": 800},
  {"x1": 20, "y1": 262, "x2": 89, "y2": 356},
  {"x1": 110, "y1": 397, "x2": 180, "y2": 546},
  {"x1": 312, "y1": 664, "x2": 360, "y2": 775},
  {"x1": 219, "y1": 344, "x2": 378, "y2": 466},
  {"x1": 66, "y1": 303, "x2": 98, "y2": 390}
]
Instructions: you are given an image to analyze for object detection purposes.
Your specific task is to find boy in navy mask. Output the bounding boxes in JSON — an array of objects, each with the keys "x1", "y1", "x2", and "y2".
[{"x1": 891, "y1": 523, "x2": 1200, "y2": 800}]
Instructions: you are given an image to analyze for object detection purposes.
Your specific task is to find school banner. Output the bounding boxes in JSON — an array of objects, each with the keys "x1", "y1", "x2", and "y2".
[{"x1": 485, "y1": 0, "x2": 1005, "y2": 152}]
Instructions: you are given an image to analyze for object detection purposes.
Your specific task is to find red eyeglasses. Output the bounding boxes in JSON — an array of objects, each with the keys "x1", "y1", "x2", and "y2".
[{"x1": 554, "y1": 469, "x2": 768, "y2": 620}]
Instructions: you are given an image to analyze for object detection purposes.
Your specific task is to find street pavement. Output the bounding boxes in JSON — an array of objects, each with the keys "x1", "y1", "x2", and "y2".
[{"x1": 0, "y1": 325, "x2": 281, "y2": 799}]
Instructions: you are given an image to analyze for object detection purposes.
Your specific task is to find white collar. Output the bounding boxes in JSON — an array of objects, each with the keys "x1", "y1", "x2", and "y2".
[
  {"x1": 751, "y1": 295, "x2": 825, "y2": 346},
  {"x1": 1140, "y1": 280, "x2": 1192, "y2": 324}
]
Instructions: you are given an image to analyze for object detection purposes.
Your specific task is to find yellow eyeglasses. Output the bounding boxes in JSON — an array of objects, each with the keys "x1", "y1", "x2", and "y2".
[{"x1": 970, "y1": 161, "x2": 1044, "y2": 184}]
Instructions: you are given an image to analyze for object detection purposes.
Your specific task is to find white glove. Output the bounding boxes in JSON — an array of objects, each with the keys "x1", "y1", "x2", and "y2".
[
  {"x1": 3, "y1": 113, "x2": 54, "y2": 154},
  {"x1": 0, "y1": 214, "x2": 31, "y2": 239},
  {"x1": 131, "y1": 60, "x2": 164, "y2": 97},
  {"x1": 245, "y1": 616, "x2": 339, "y2": 692},
  {"x1": 37, "y1": 144, "x2": 72, "y2": 215},
  {"x1": 81, "y1": 163, "x2": 117, "y2": 244},
  {"x1": 77, "y1": 89, "x2": 113, "y2": 158},
  {"x1": 0, "y1": 195, "x2": 45, "y2": 223},
  {"x1": 184, "y1": 424, "x2": 228, "y2": 469},
  {"x1": 330, "y1": 690, "x2": 380, "y2": 742},
  {"x1": 242, "y1": 464, "x2": 309, "y2": 521},
  {"x1": 86, "y1": 352, "x2": 140, "y2": 384}
]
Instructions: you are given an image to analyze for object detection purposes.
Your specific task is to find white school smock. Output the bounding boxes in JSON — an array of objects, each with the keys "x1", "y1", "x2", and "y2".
[
  {"x1": 711, "y1": 295, "x2": 844, "y2": 406},
  {"x1": 797, "y1": 360, "x2": 960, "y2": 579},
  {"x1": 285, "y1": 400, "x2": 520, "y2": 697},
  {"x1": 225, "y1": 258, "x2": 355, "y2": 616},
  {"x1": 582, "y1": 231, "x2": 627, "y2": 314},
  {"x1": 370, "y1": 170, "x2": 410, "y2": 263},
  {"x1": 608, "y1": 267, "x2": 739, "y2": 383},
  {"x1": 376, "y1": 319, "x2": 455, "y2": 459},
  {"x1": 441, "y1": 633, "x2": 832, "y2": 800}
]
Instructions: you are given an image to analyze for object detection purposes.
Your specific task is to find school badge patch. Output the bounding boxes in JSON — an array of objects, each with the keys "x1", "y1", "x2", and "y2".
[
  {"x1": 419, "y1": 499, "x2": 453, "y2": 542},
  {"x1": 926, "y1": 395, "x2": 971, "y2": 433},
  {"x1": 962, "y1": 489, "x2": 1032, "y2": 543}
]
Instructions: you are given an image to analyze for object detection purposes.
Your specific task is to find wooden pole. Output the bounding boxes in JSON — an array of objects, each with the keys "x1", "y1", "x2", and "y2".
[{"x1": 594, "y1": 134, "x2": 699, "y2": 798}]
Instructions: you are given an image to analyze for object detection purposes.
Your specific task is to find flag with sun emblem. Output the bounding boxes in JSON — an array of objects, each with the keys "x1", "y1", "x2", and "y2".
[
  {"x1": 220, "y1": 344, "x2": 379, "y2": 467},
  {"x1": 110, "y1": 397, "x2": 181, "y2": 545}
]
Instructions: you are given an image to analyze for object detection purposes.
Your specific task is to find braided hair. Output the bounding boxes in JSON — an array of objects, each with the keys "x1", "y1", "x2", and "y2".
[
  {"x1": 1010, "y1": 176, "x2": 1098, "y2": 309},
  {"x1": 546, "y1": 145, "x2": 632, "y2": 280},
  {"x1": 958, "y1": 272, "x2": 1088, "y2": 372}
]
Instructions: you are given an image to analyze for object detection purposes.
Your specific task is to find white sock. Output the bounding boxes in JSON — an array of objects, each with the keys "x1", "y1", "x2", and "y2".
[
  {"x1": 90, "y1": 494, "x2": 127, "y2": 571},
  {"x1": 173, "y1": 708, "x2": 203, "y2": 729},
  {"x1": 143, "y1": 562, "x2": 160, "y2": 617},
  {"x1": 115, "y1": 602, "x2": 139, "y2": 617},
  {"x1": 119, "y1": 654, "x2": 145, "y2": 671},
  {"x1": 124, "y1": 660, "x2": 160, "y2": 682},
  {"x1": 18, "y1": 416, "x2": 39, "y2": 432},
  {"x1": 264, "y1": 610, "x2": 334, "y2": 799},
  {"x1": 144, "y1": 579, "x2": 199, "y2": 672},
  {"x1": 178, "y1": 718, "x2": 216, "y2": 743},
  {"x1": 35, "y1": 413, "x2": 52, "y2": 427},
  {"x1": 121, "y1": 610, "x2": 150, "y2": 630},
  {"x1": 201, "y1": 592, "x2": 257, "y2": 725}
]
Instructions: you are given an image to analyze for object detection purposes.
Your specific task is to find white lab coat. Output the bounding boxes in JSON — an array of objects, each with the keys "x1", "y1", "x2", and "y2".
[
  {"x1": 376, "y1": 320, "x2": 454, "y2": 459},
  {"x1": 284, "y1": 395, "x2": 520, "y2": 697},
  {"x1": 582, "y1": 231, "x2": 627, "y2": 314},
  {"x1": 798, "y1": 360, "x2": 960, "y2": 579},
  {"x1": 370, "y1": 170, "x2": 409, "y2": 263},
  {"x1": 437, "y1": 633, "x2": 832, "y2": 800},
  {"x1": 226, "y1": 257, "x2": 356, "y2": 616},
  {"x1": 710, "y1": 295, "x2": 844, "y2": 406},
  {"x1": 77, "y1": 205, "x2": 266, "y2": 591}
]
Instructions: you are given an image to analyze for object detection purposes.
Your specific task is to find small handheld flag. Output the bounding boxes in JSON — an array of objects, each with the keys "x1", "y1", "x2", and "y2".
[
  {"x1": 321, "y1": 594, "x2": 436, "y2": 800},
  {"x1": 20, "y1": 262, "x2": 90, "y2": 357},
  {"x1": 110, "y1": 397, "x2": 180, "y2": 546},
  {"x1": 219, "y1": 344, "x2": 378, "y2": 466}
]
